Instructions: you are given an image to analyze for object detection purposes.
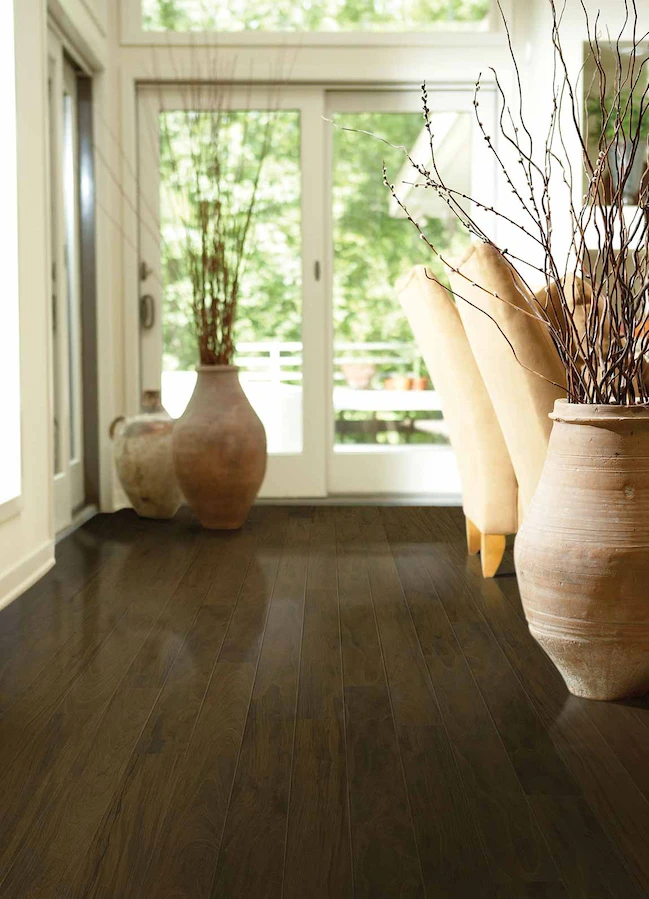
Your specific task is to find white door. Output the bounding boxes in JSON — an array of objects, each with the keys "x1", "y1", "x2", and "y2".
[
  {"x1": 325, "y1": 88, "x2": 491, "y2": 498},
  {"x1": 137, "y1": 85, "x2": 327, "y2": 498},
  {"x1": 48, "y1": 33, "x2": 85, "y2": 531},
  {"x1": 138, "y1": 84, "x2": 493, "y2": 499}
]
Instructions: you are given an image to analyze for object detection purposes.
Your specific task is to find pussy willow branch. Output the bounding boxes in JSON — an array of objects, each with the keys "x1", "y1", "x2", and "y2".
[{"x1": 376, "y1": 0, "x2": 649, "y2": 404}]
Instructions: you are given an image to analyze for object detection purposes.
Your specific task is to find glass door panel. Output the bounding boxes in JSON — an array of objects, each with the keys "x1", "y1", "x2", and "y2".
[
  {"x1": 48, "y1": 61, "x2": 64, "y2": 482},
  {"x1": 327, "y1": 90, "x2": 483, "y2": 496},
  {"x1": 138, "y1": 86, "x2": 326, "y2": 497},
  {"x1": 48, "y1": 31, "x2": 86, "y2": 532},
  {"x1": 157, "y1": 108, "x2": 303, "y2": 454},
  {"x1": 63, "y1": 59, "x2": 85, "y2": 512}
]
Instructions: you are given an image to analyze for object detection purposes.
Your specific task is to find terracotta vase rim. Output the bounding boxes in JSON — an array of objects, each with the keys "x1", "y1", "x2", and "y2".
[
  {"x1": 196, "y1": 364, "x2": 239, "y2": 373},
  {"x1": 550, "y1": 398, "x2": 649, "y2": 423}
]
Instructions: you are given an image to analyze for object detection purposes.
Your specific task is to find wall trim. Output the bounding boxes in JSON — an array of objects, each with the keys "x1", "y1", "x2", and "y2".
[
  {"x1": 0, "y1": 496, "x2": 23, "y2": 527},
  {"x1": 48, "y1": 0, "x2": 106, "y2": 72},
  {"x1": 0, "y1": 540, "x2": 55, "y2": 614}
]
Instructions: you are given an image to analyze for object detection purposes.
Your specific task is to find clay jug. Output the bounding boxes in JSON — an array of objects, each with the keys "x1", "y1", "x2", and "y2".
[
  {"x1": 172, "y1": 366, "x2": 267, "y2": 529},
  {"x1": 515, "y1": 400, "x2": 649, "y2": 700},
  {"x1": 110, "y1": 391, "x2": 183, "y2": 519}
]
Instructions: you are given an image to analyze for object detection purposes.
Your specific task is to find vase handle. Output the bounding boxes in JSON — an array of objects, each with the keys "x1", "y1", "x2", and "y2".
[{"x1": 109, "y1": 416, "x2": 126, "y2": 440}]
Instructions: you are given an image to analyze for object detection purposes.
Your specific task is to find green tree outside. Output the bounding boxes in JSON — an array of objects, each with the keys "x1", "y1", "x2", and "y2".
[{"x1": 143, "y1": 0, "x2": 490, "y2": 32}]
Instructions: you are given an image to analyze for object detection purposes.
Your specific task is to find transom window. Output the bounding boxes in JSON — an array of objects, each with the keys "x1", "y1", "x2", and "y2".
[{"x1": 142, "y1": 0, "x2": 491, "y2": 33}]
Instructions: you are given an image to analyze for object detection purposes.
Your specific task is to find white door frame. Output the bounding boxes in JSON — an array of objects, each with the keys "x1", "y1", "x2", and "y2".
[{"x1": 137, "y1": 84, "x2": 328, "y2": 498}]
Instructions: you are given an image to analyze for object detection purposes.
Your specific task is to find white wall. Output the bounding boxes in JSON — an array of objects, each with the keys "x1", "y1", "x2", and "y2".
[
  {"x1": 0, "y1": 0, "x2": 55, "y2": 609},
  {"x1": 0, "y1": 0, "x2": 115, "y2": 610}
]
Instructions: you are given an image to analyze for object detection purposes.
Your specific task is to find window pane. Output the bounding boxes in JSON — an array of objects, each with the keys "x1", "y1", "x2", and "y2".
[
  {"x1": 0, "y1": 0, "x2": 21, "y2": 506},
  {"x1": 332, "y1": 111, "x2": 470, "y2": 449},
  {"x1": 158, "y1": 109, "x2": 303, "y2": 454},
  {"x1": 49, "y1": 76, "x2": 63, "y2": 477},
  {"x1": 142, "y1": 0, "x2": 490, "y2": 32},
  {"x1": 63, "y1": 92, "x2": 80, "y2": 463}
]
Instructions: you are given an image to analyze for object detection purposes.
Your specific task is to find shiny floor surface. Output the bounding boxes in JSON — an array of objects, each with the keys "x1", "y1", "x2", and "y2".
[{"x1": 0, "y1": 506, "x2": 648, "y2": 898}]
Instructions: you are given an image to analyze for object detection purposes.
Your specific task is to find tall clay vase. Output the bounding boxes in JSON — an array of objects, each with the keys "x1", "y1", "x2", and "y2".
[
  {"x1": 172, "y1": 366, "x2": 267, "y2": 529},
  {"x1": 515, "y1": 400, "x2": 649, "y2": 701}
]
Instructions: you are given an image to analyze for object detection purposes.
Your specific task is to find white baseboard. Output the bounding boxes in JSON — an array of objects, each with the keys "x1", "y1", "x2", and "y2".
[{"x1": 0, "y1": 540, "x2": 56, "y2": 614}]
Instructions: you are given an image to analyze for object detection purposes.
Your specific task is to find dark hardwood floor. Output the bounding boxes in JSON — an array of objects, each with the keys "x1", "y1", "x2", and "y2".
[{"x1": 1, "y1": 505, "x2": 649, "y2": 898}]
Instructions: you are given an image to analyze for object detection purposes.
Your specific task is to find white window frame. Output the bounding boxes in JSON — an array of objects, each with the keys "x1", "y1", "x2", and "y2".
[
  {"x1": 121, "y1": 0, "x2": 513, "y2": 47},
  {"x1": 0, "y1": 0, "x2": 22, "y2": 524}
]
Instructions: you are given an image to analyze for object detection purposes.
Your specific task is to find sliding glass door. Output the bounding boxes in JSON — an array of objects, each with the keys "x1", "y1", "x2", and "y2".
[{"x1": 138, "y1": 84, "x2": 489, "y2": 498}]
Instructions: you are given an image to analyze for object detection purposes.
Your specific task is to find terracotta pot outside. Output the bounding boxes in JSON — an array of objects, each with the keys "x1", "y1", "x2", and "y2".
[
  {"x1": 110, "y1": 391, "x2": 183, "y2": 520},
  {"x1": 515, "y1": 400, "x2": 649, "y2": 700},
  {"x1": 384, "y1": 375, "x2": 411, "y2": 390},
  {"x1": 341, "y1": 362, "x2": 376, "y2": 389},
  {"x1": 172, "y1": 366, "x2": 267, "y2": 530}
]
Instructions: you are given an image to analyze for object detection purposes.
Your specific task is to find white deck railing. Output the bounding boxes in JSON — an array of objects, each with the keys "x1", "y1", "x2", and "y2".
[
  {"x1": 163, "y1": 341, "x2": 436, "y2": 452},
  {"x1": 234, "y1": 340, "x2": 424, "y2": 385}
]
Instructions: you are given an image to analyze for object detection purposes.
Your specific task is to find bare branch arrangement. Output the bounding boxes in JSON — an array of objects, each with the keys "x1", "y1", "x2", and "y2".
[
  {"x1": 380, "y1": 0, "x2": 649, "y2": 404},
  {"x1": 159, "y1": 84, "x2": 275, "y2": 365}
]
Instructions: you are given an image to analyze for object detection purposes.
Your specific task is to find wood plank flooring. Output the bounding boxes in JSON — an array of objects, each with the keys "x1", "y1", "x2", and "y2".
[{"x1": 1, "y1": 506, "x2": 649, "y2": 898}]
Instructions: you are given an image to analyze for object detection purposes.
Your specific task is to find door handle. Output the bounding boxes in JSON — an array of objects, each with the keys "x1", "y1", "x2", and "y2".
[{"x1": 140, "y1": 294, "x2": 155, "y2": 330}]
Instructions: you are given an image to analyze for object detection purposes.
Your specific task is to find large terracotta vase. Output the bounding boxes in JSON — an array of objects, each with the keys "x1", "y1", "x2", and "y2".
[
  {"x1": 110, "y1": 390, "x2": 183, "y2": 519},
  {"x1": 172, "y1": 366, "x2": 267, "y2": 529},
  {"x1": 515, "y1": 400, "x2": 649, "y2": 701}
]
